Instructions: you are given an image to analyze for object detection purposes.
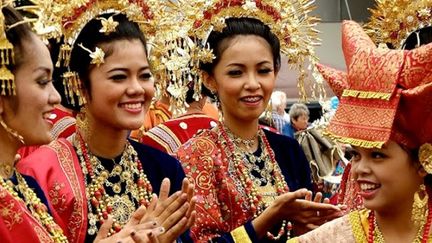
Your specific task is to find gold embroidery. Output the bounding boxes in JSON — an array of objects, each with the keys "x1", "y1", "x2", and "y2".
[
  {"x1": 0, "y1": 190, "x2": 23, "y2": 230},
  {"x1": 49, "y1": 181, "x2": 67, "y2": 212},
  {"x1": 231, "y1": 226, "x2": 252, "y2": 243}
]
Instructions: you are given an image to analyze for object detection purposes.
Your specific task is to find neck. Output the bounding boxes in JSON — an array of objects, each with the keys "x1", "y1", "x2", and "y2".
[
  {"x1": 184, "y1": 98, "x2": 206, "y2": 116},
  {"x1": 375, "y1": 200, "x2": 424, "y2": 242},
  {"x1": 0, "y1": 129, "x2": 20, "y2": 178},
  {"x1": 222, "y1": 116, "x2": 259, "y2": 152},
  {"x1": 80, "y1": 116, "x2": 129, "y2": 159}
]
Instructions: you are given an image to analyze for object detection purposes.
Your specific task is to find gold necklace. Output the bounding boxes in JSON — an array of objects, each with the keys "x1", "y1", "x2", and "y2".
[
  {"x1": 0, "y1": 170, "x2": 68, "y2": 242},
  {"x1": 75, "y1": 132, "x2": 153, "y2": 236}
]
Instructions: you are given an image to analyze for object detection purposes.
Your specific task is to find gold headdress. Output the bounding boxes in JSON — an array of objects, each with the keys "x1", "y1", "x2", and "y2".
[
  {"x1": 166, "y1": 0, "x2": 324, "y2": 104},
  {"x1": 29, "y1": 0, "x2": 159, "y2": 106},
  {"x1": 365, "y1": 0, "x2": 432, "y2": 49},
  {"x1": 0, "y1": 1, "x2": 15, "y2": 96}
]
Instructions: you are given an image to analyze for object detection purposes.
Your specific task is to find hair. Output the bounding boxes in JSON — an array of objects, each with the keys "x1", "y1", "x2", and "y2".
[
  {"x1": 65, "y1": 12, "x2": 148, "y2": 110},
  {"x1": 402, "y1": 26, "x2": 432, "y2": 50},
  {"x1": 200, "y1": 17, "x2": 281, "y2": 75},
  {"x1": 185, "y1": 84, "x2": 213, "y2": 104},
  {"x1": 271, "y1": 90, "x2": 287, "y2": 110},
  {"x1": 3, "y1": 6, "x2": 34, "y2": 73},
  {"x1": 289, "y1": 103, "x2": 309, "y2": 121}
]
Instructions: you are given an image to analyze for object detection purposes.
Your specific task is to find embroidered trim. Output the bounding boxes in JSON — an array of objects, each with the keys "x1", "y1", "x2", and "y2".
[
  {"x1": 231, "y1": 226, "x2": 252, "y2": 243},
  {"x1": 50, "y1": 117, "x2": 76, "y2": 139},
  {"x1": 342, "y1": 89, "x2": 392, "y2": 100},
  {"x1": 348, "y1": 209, "x2": 369, "y2": 243},
  {"x1": 146, "y1": 124, "x2": 181, "y2": 154}
]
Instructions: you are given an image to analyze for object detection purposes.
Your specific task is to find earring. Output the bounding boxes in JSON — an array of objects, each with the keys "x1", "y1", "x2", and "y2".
[
  {"x1": 76, "y1": 107, "x2": 90, "y2": 139},
  {"x1": 412, "y1": 184, "x2": 428, "y2": 226},
  {"x1": 0, "y1": 117, "x2": 25, "y2": 145},
  {"x1": 212, "y1": 91, "x2": 223, "y2": 122}
]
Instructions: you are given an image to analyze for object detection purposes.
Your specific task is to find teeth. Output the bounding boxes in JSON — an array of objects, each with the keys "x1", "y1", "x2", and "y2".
[
  {"x1": 122, "y1": 103, "x2": 142, "y2": 109},
  {"x1": 359, "y1": 183, "x2": 379, "y2": 191},
  {"x1": 243, "y1": 97, "x2": 260, "y2": 102},
  {"x1": 48, "y1": 113, "x2": 57, "y2": 120}
]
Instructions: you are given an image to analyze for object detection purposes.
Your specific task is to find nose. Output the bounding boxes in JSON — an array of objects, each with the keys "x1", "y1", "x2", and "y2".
[
  {"x1": 49, "y1": 82, "x2": 61, "y2": 105},
  {"x1": 352, "y1": 158, "x2": 371, "y2": 177},
  {"x1": 245, "y1": 72, "x2": 261, "y2": 90},
  {"x1": 126, "y1": 76, "x2": 146, "y2": 96}
]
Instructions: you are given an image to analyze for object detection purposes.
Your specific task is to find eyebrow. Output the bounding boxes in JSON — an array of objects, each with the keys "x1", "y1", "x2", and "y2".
[
  {"x1": 33, "y1": 66, "x2": 52, "y2": 74},
  {"x1": 107, "y1": 66, "x2": 150, "y2": 73},
  {"x1": 226, "y1": 61, "x2": 272, "y2": 67}
]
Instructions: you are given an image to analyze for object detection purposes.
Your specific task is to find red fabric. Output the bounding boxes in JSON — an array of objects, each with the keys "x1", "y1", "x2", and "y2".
[
  {"x1": 0, "y1": 185, "x2": 55, "y2": 242},
  {"x1": 317, "y1": 20, "x2": 432, "y2": 149},
  {"x1": 141, "y1": 114, "x2": 217, "y2": 155},
  {"x1": 17, "y1": 139, "x2": 88, "y2": 243}
]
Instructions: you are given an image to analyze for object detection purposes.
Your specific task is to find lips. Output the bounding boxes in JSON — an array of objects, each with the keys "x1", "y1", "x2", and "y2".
[
  {"x1": 240, "y1": 95, "x2": 263, "y2": 104},
  {"x1": 42, "y1": 110, "x2": 55, "y2": 125},
  {"x1": 357, "y1": 180, "x2": 381, "y2": 200},
  {"x1": 119, "y1": 101, "x2": 144, "y2": 114}
]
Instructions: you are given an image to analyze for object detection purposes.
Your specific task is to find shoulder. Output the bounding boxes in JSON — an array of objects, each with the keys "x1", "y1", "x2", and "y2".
[
  {"x1": 18, "y1": 138, "x2": 73, "y2": 169},
  {"x1": 129, "y1": 138, "x2": 178, "y2": 164},
  {"x1": 263, "y1": 128, "x2": 299, "y2": 147},
  {"x1": 177, "y1": 129, "x2": 219, "y2": 153}
]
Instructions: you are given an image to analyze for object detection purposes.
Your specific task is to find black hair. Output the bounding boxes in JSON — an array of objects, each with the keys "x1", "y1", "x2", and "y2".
[
  {"x1": 200, "y1": 17, "x2": 281, "y2": 75},
  {"x1": 185, "y1": 83, "x2": 213, "y2": 104},
  {"x1": 63, "y1": 12, "x2": 148, "y2": 110},
  {"x1": 2, "y1": 6, "x2": 33, "y2": 73},
  {"x1": 402, "y1": 26, "x2": 432, "y2": 50}
]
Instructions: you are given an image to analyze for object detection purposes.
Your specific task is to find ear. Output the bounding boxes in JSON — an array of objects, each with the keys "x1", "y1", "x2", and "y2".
[{"x1": 201, "y1": 72, "x2": 217, "y2": 94}]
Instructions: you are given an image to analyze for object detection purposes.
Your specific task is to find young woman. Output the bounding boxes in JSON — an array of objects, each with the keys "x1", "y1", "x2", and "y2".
[
  {"x1": 0, "y1": 5, "x2": 68, "y2": 242},
  {"x1": 18, "y1": 10, "x2": 195, "y2": 243},
  {"x1": 176, "y1": 1, "x2": 343, "y2": 242},
  {"x1": 290, "y1": 20, "x2": 432, "y2": 242}
]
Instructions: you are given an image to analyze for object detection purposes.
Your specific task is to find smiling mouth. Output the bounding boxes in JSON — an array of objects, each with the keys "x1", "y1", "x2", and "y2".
[
  {"x1": 120, "y1": 103, "x2": 143, "y2": 109},
  {"x1": 241, "y1": 96, "x2": 262, "y2": 102}
]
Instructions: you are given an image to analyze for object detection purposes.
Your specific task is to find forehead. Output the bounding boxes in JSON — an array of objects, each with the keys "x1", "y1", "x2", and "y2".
[
  {"x1": 219, "y1": 35, "x2": 272, "y2": 60},
  {"x1": 18, "y1": 35, "x2": 51, "y2": 68}
]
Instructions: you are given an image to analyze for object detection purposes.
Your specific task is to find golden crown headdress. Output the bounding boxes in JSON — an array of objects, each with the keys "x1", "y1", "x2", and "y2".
[
  {"x1": 365, "y1": 0, "x2": 432, "y2": 49},
  {"x1": 0, "y1": 1, "x2": 15, "y2": 96},
  {"x1": 182, "y1": 0, "x2": 324, "y2": 101},
  {"x1": 29, "y1": 0, "x2": 159, "y2": 106}
]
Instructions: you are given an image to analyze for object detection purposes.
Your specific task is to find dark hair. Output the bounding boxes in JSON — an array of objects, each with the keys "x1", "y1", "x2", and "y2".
[
  {"x1": 402, "y1": 26, "x2": 432, "y2": 50},
  {"x1": 2, "y1": 6, "x2": 33, "y2": 73},
  {"x1": 65, "y1": 12, "x2": 148, "y2": 110},
  {"x1": 200, "y1": 17, "x2": 281, "y2": 75},
  {"x1": 185, "y1": 83, "x2": 213, "y2": 104}
]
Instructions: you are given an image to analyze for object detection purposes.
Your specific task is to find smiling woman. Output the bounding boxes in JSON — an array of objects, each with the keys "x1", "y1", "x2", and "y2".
[
  {"x1": 17, "y1": 2, "x2": 196, "y2": 242},
  {"x1": 0, "y1": 4, "x2": 66, "y2": 243}
]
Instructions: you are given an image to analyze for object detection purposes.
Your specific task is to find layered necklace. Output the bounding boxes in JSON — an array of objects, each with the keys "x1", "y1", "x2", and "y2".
[
  {"x1": 74, "y1": 132, "x2": 153, "y2": 236},
  {"x1": 220, "y1": 124, "x2": 291, "y2": 240},
  {"x1": 0, "y1": 167, "x2": 68, "y2": 242},
  {"x1": 367, "y1": 204, "x2": 432, "y2": 243}
]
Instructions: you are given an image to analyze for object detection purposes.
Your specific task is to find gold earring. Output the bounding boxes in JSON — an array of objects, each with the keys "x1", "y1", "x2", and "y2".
[
  {"x1": 76, "y1": 107, "x2": 90, "y2": 139},
  {"x1": 412, "y1": 184, "x2": 428, "y2": 226},
  {"x1": 0, "y1": 117, "x2": 24, "y2": 144}
]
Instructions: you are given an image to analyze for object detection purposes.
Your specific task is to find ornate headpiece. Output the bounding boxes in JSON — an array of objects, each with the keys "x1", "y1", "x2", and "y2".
[
  {"x1": 318, "y1": 21, "x2": 432, "y2": 149},
  {"x1": 0, "y1": 1, "x2": 15, "y2": 96},
  {"x1": 29, "y1": 0, "x2": 159, "y2": 106},
  {"x1": 365, "y1": 0, "x2": 432, "y2": 49},
  {"x1": 177, "y1": 0, "x2": 324, "y2": 101}
]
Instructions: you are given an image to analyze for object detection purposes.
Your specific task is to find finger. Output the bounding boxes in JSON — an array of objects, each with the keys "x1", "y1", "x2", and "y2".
[
  {"x1": 152, "y1": 191, "x2": 182, "y2": 218},
  {"x1": 297, "y1": 200, "x2": 341, "y2": 211},
  {"x1": 159, "y1": 200, "x2": 189, "y2": 229},
  {"x1": 305, "y1": 191, "x2": 312, "y2": 201},
  {"x1": 140, "y1": 195, "x2": 158, "y2": 224},
  {"x1": 133, "y1": 220, "x2": 159, "y2": 232},
  {"x1": 313, "y1": 192, "x2": 322, "y2": 203},
  {"x1": 323, "y1": 197, "x2": 330, "y2": 204},
  {"x1": 180, "y1": 178, "x2": 189, "y2": 194},
  {"x1": 186, "y1": 180, "x2": 194, "y2": 203},
  {"x1": 161, "y1": 217, "x2": 188, "y2": 243},
  {"x1": 185, "y1": 196, "x2": 197, "y2": 218},
  {"x1": 158, "y1": 178, "x2": 171, "y2": 202},
  {"x1": 281, "y1": 189, "x2": 309, "y2": 203},
  {"x1": 125, "y1": 206, "x2": 147, "y2": 228},
  {"x1": 94, "y1": 216, "x2": 114, "y2": 242},
  {"x1": 186, "y1": 210, "x2": 196, "y2": 228}
]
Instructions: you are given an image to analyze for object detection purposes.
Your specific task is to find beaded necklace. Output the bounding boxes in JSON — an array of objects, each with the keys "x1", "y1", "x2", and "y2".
[
  {"x1": 367, "y1": 200, "x2": 432, "y2": 243},
  {"x1": 74, "y1": 132, "x2": 153, "y2": 236},
  {"x1": 0, "y1": 169, "x2": 68, "y2": 242},
  {"x1": 220, "y1": 123, "x2": 292, "y2": 240}
]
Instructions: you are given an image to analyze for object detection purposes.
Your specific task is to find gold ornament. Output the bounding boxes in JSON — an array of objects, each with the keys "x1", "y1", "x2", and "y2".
[
  {"x1": 419, "y1": 143, "x2": 432, "y2": 174},
  {"x1": 98, "y1": 16, "x2": 119, "y2": 34},
  {"x1": 412, "y1": 184, "x2": 429, "y2": 227},
  {"x1": 184, "y1": 0, "x2": 324, "y2": 102},
  {"x1": 78, "y1": 43, "x2": 105, "y2": 66},
  {"x1": 0, "y1": 116, "x2": 24, "y2": 144},
  {"x1": 0, "y1": 2, "x2": 15, "y2": 96},
  {"x1": 365, "y1": 0, "x2": 432, "y2": 49}
]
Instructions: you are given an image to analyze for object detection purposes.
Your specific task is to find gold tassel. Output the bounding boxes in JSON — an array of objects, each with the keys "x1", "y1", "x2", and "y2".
[
  {"x1": 412, "y1": 184, "x2": 428, "y2": 227},
  {"x1": 0, "y1": 8, "x2": 15, "y2": 96},
  {"x1": 56, "y1": 44, "x2": 72, "y2": 67},
  {"x1": 0, "y1": 65, "x2": 14, "y2": 96}
]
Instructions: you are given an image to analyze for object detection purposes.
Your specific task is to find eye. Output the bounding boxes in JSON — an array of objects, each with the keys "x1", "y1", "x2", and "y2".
[
  {"x1": 110, "y1": 74, "x2": 127, "y2": 81},
  {"x1": 227, "y1": 70, "x2": 242, "y2": 77},
  {"x1": 350, "y1": 150, "x2": 361, "y2": 162},
  {"x1": 258, "y1": 68, "x2": 272, "y2": 74},
  {"x1": 371, "y1": 151, "x2": 386, "y2": 159},
  {"x1": 139, "y1": 72, "x2": 152, "y2": 81},
  {"x1": 37, "y1": 78, "x2": 53, "y2": 87}
]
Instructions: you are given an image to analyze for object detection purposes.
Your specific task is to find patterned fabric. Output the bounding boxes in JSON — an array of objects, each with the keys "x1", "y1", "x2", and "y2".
[
  {"x1": 17, "y1": 138, "x2": 188, "y2": 243},
  {"x1": 272, "y1": 111, "x2": 287, "y2": 134},
  {"x1": 337, "y1": 163, "x2": 364, "y2": 213},
  {"x1": 177, "y1": 127, "x2": 312, "y2": 242},
  {"x1": 0, "y1": 175, "x2": 55, "y2": 243},
  {"x1": 318, "y1": 20, "x2": 432, "y2": 149},
  {"x1": 130, "y1": 101, "x2": 172, "y2": 140},
  {"x1": 141, "y1": 113, "x2": 217, "y2": 155}
]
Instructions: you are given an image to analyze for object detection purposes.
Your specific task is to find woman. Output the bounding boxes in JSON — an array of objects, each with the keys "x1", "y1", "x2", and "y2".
[
  {"x1": 18, "y1": 5, "x2": 195, "y2": 243},
  {"x1": 176, "y1": 1, "x2": 343, "y2": 242},
  {"x1": 290, "y1": 20, "x2": 432, "y2": 242},
  {"x1": 0, "y1": 5, "x2": 68, "y2": 242}
]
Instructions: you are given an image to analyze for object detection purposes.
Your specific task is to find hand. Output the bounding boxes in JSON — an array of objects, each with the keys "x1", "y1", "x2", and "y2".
[
  {"x1": 93, "y1": 207, "x2": 164, "y2": 243},
  {"x1": 144, "y1": 178, "x2": 196, "y2": 243}
]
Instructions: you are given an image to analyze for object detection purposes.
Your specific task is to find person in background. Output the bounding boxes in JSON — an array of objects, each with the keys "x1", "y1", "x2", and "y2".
[
  {"x1": 270, "y1": 90, "x2": 289, "y2": 134},
  {"x1": 284, "y1": 103, "x2": 310, "y2": 138}
]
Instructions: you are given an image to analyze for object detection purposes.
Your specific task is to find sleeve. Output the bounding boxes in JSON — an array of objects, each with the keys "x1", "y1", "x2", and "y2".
[{"x1": 177, "y1": 138, "x2": 259, "y2": 243}]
